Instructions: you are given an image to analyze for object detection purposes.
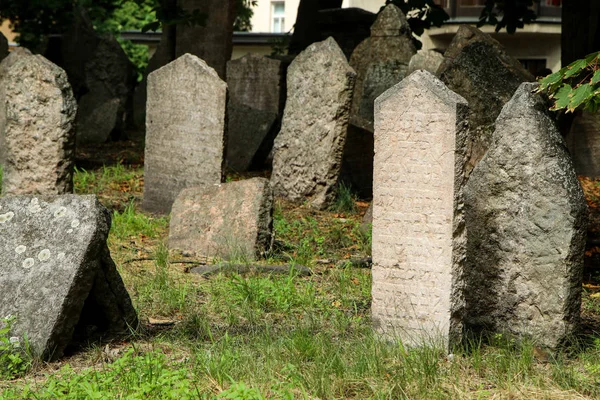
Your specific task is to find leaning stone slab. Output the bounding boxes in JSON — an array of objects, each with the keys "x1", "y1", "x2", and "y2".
[
  {"x1": 437, "y1": 25, "x2": 533, "y2": 175},
  {"x1": 271, "y1": 37, "x2": 356, "y2": 209},
  {"x1": 143, "y1": 54, "x2": 226, "y2": 214},
  {"x1": 372, "y1": 70, "x2": 468, "y2": 350},
  {"x1": 226, "y1": 54, "x2": 284, "y2": 172},
  {"x1": 0, "y1": 195, "x2": 138, "y2": 360},
  {"x1": 2, "y1": 55, "x2": 77, "y2": 196},
  {"x1": 464, "y1": 83, "x2": 587, "y2": 349},
  {"x1": 169, "y1": 178, "x2": 274, "y2": 261},
  {"x1": 349, "y1": 4, "x2": 416, "y2": 132}
]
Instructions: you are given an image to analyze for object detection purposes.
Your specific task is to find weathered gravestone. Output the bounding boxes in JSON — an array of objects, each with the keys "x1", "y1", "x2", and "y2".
[
  {"x1": 175, "y1": 0, "x2": 235, "y2": 80},
  {"x1": 0, "y1": 48, "x2": 33, "y2": 169},
  {"x1": 341, "y1": 4, "x2": 416, "y2": 198},
  {"x1": 0, "y1": 195, "x2": 138, "y2": 360},
  {"x1": 271, "y1": 37, "x2": 356, "y2": 209},
  {"x1": 2, "y1": 55, "x2": 77, "y2": 196},
  {"x1": 464, "y1": 83, "x2": 587, "y2": 349},
  {"x1": 226, "y1": 54, "x2": 284, "y2": 172},
  {"x1": 437, "y1": 25, "x2": 533, "y2": 176},
  {"x1": 46, "y1": 8, "x2": 136, "y2": 144},
  {"x1": 408, "y1": 49, "x2": 444, "y2": 75},
  {"x1": 349, "y1": 3, "x2": 416, "y2": 132},
  {"x1": 143, "y1": 54, "x2": 226, "y2": 214},
  {"x1": 169, "y1": 178, "x2": 274, "y2": 261},
  {"x1": 371, "y1": 70, "x2": 468, "y2": 350},
  {"x1": 566, "y1": 111, "x2": 600, "y2": 178}
]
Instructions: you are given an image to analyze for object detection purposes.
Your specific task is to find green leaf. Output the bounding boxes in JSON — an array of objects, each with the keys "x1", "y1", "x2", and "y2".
[
  {"x1": 564, "y1": 59, "x2": 588, "y2": 79},
  {"x1": 538, "y1": 71, "x2": 563, "y2": 92},
  {"x1": 591, "y1": 70, "x2": 600, "y2": 85},
  {"x1": 568, "y1": 83, "x2": 594, "y2": 112},
  {"x1": 552, "y1": 84, "x2": 572, "y2": 110}
]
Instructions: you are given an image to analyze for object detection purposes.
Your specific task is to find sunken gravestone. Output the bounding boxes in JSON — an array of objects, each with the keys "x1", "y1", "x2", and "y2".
[
  {"x1": 371, "y1": 70, "x2": 468, "y2": 350},
  {"x1": 437, "y1": 25, "x2": 533, "y2": 175},
  {"x1": 341, "y1": 4, "x2": 416, "y2": 198},
  {"x1": 169, "y1": 178, "x2": 274, "y2": 261},
  {"x1": 226, "y1": 54, "x2": 284, "y2": 172},
  {"x1": 407, "y1": 49, "x2": 444, "y2": 75},
  {"x1": 176, "y1": 0, "x2": 235, "y2": 80},
  {"x1": 2, "y1": 55, "x2": 77, "y2": 196},
  {"x1": 143, "y1": 54, "x2": 226, "y2": 214},
  {"x1": 271, "y1": 37, "x2": 356, "y2": 209},
  {"x1": 464, "y1": 83, "x2": 587, "y2": 349},
  {"x1": 0, "y1": 195, "x2": 138, "y2": 360}
]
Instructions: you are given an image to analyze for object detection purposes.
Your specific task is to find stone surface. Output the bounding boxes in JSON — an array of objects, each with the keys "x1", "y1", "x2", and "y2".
[
  {"x1": 143, "y1": 54, "x2": 226, "y2": 214},
  {"x1": 175, "y1": 0, "x2": 235, "y2": 80},
  {"x1": 226, "y1": 54, "x2": 284, "y2": 172},
  {"x1": 271, "y1": 37, "x2": 356, "y2": 209},
  {"x1": 566, "y1": 111, "x2": 600, "y2": 178},
  {"x1": 437, "y1": 25, "x2": 533, "y2": 176},
  {"x1": 371, "y1": 70, "x2": 468, "y2": 350},
  {"x1": 47, "y1": 8, "x2": 136, "y2": 144},
  {"x1": 169, "y1": 178, "x2": 274, "y2": 261},
  {"x1": 408, "y1": 49, "x2": 444, "y2": 75},
  {"x1": 2, "y1": 55, "x2": 77, "y2": 196},
  {"x1": 464, "y1": 83, "x2": 587, "y2": 349},
  {"x1": 0, "y1": 195, "x2": 138, "y2": 360},
  {"x1": 349, "y1": 4, "x2": 416, "y2": 132},
  {"x1": 0, "y1": 48, "x2": 33, "y2": 168}
]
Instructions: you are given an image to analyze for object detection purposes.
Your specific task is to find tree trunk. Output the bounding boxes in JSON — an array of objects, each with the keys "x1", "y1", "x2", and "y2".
[{"x1": 288, "y1": 0, "x2": 343, "y2": 55}]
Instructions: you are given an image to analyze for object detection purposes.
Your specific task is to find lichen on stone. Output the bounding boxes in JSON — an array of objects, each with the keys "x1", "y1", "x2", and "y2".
[
  {"x1": 38, "y1": 249, "x2": 51, "y2": 262},
  {"x1": 0, "y1": 211, "x2": 14, "y2": 223},
  {"x1": 15, "y1": 245, "x2": 26, "y2": 254},
  {"x1": 22, "y1": 258, "x2": 34, "y2": 269}
]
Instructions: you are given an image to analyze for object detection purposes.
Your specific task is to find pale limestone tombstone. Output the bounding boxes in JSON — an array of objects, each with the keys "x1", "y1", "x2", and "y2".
[
  {"x1": 169, "y1": 178, "x2": 274, "y2": 261},
  {"x1": 226, "y1": 54, "x2": 284, "y2": 172},
  {"x1": 271, "y1": 37, "x2": 356, "y2": 209},
  {"x1": 2, "y1": 55, "x2": 77, "y2": 196},
  {"x1": 464, "y1": 83, "x2": 587, "y2": 349},
  {"x1": 372, "y1": 70, "x2": 468, "y2": 350},
  {"x1": 143, "y1": 54, "x2": 226, "y2": 214}
]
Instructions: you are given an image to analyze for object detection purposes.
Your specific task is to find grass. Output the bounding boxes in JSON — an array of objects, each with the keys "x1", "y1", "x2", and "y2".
[{"x1": 0, "y1": 165, "x2": 600, "y2": 398}]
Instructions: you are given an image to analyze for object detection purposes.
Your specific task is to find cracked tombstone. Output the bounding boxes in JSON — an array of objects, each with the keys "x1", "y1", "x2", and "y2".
[
  {"x1": 371, "y1": 70, "x2": 469, "y2": 350},
  {"x1": 143, "y1": 54, "x2": 226, "y2": 214},
  {"x1": 271, "y1": 37, "x2": 356, "y2": 209},
  {"x1": 437, "y1": 25, "x2": 533, "y2": 176},
  {"x1": 464, "y1": 83, "x2": 587, "y2": 349},
  {"x1": 0, "y1": 195, "x2": 138, "y2": 360},
  {"x1": 169, "y1": 178, "x2": 274, "y2": 261},
  {"x1": 2, "y1": 55, "x2": 77, "y2": 196}
]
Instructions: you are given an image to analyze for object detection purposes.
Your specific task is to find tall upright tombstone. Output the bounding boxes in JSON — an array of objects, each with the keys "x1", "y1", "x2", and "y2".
[
  {"x1": 2, "y1": 55, "x2": 77, "y2": 196},
  {"x1": 372, "y1": 70, "x2": 468, "y2": 350},
  {"x1": 271, "y1": 37, "x2": 356, "y2": 209},
  {"x1": 341, "y1": 4, "x2": 416, "y2": 199},
  {"x1": 226, "y1": 54, "x2": 284, "y2": 172},
  {"x1": 464, "y1": 83, "x2": 587, "y2": 349},
  {"x1": 143, "y1": 54, "x2": 226, "y2": 214},
  {"x1": 175, "y1": 0, "x2": 235, "y2": 80},
  {"x1": 437, "y1": 25, "x2": 533, "y2": 176}
]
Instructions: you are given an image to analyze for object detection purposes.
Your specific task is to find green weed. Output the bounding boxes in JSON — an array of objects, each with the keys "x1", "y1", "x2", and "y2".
[{"x1": 0, "y1": 315, "x2": 31, "y2": 380}]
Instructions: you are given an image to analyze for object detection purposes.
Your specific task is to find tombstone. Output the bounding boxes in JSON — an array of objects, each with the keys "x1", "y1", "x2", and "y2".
[
  {"x1": 566, "y1": 111, "x2": 600, "y2": 178},
  {"x1": 371, "y1": 70, "x2": 468, "y2": 350},
  {"x1": 464, "y1": 83, "x2": 587, "y2": 349},
  {"x1": 437, "y1": 25, "x2": 533, "y2": 176},
  {"x1": 45, "y1": 8, "x2": 136, "y2": 144},
  {"x1": 407, "y1": 49, "x2": 444, "y2": 75},
  {"x1": 0, "y1": 32, "x2": 8, "y2": 62},
  {"x1": 0, "y1": 195, "x2": 138, "y2": 360},
  {"x1": 349, "y1": 4, "x2": 416, "y2": 132},
  {"x1": 226, "y1": 54, "x2": 284, "y2": 172},
  {"x1": 143, "y1": 54, "x2": 226, "y2": 214},
  {"x1": 175, "y1": 0, "x2": 235, "y2": 80},
  {"x1": 2, "y1": 55, "x2": 77, "y2": 196},
  {"x1": 169, "y1": 178, "x2": 274, "y2": 261},
  {"x1": 341, "y1": 4, "x2": 416, "y2": 198},
  {"x1": 317, "y1": 8, "x2": 377, "y2": 59},
  {"x1": 271, "y1": 37, "x2": 356, "y2": 209},
  {"x1": 0, "y1": 48, "x2": 33, "y2": 168}
]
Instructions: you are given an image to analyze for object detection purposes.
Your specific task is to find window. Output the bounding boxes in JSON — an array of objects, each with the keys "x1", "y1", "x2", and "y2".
[{"x1": 272, "y1": 2, "x2": 285, "y2": 33}]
